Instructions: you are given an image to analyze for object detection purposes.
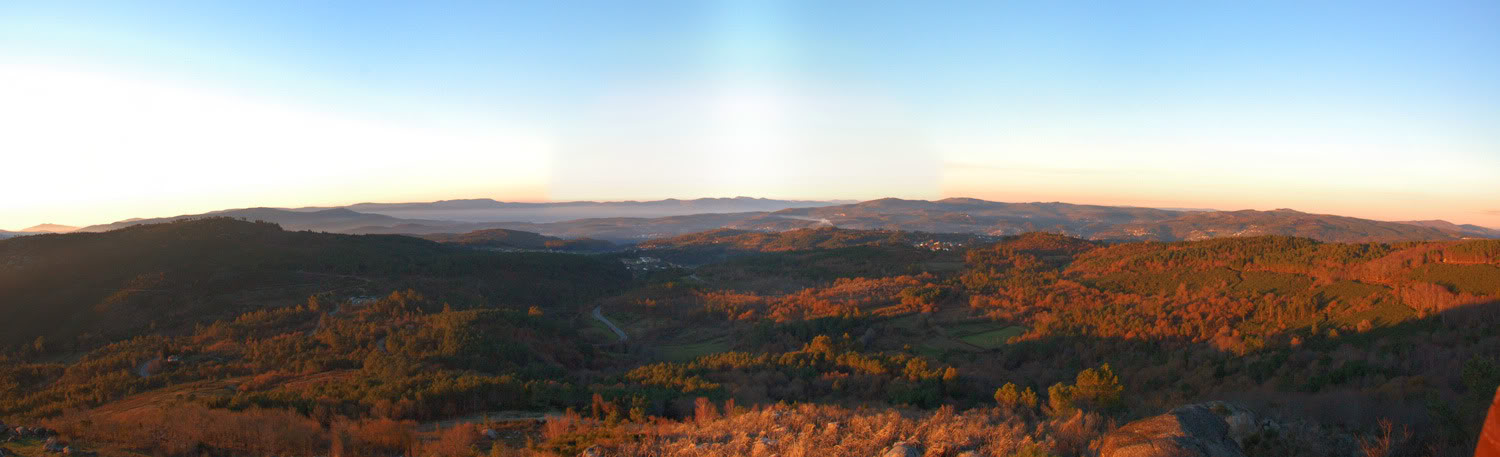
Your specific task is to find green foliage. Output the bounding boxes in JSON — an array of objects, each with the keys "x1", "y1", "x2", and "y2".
[
  {"x1": 1071, "y1": 364, "x2": 1123, "y2": 410},
  {"x1": 993, "y1": 382, "x2": 1038, "y2": 411},
  {"x1": 1443, "y1": 239, "x2": 1500, "y2": 263},
  {"x1": 1045, "y1": 382, "x2": 1074, "y2": 417},
  {"x1": 1410, "y1": 263, "x2": 1500, "y2": 296},
  {"x1": 1043, "y1": 364, "x2": 1122, "y2": 416},
  {"x1": 1232, "y1": 271, "x2": 1312, "y2": 296}
]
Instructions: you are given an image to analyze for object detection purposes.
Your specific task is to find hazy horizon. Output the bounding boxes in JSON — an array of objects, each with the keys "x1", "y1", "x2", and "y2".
[
  {"x1": 7, "y1": 194, "x2": 1499, "y2": 232},
  {"x1": 3, "y1": 1, "x2": 1497, "y2": 230}
]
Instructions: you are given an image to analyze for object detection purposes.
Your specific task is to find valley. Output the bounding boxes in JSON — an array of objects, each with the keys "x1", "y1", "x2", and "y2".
[{"x1": 0, "y1": 219, "x2": 1495, "y2": 456}]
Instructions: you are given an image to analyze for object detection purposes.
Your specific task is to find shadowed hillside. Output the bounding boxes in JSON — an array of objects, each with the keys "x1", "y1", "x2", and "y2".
[{"x1": 0, "y1": 218, "x2": 631, "y2": 350}]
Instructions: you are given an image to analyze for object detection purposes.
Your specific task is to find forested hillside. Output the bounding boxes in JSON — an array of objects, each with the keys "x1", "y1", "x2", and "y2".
[
  {"x1": 0, "y1": 219, "x2": 630, "y2": 349},
  {"x1": 0, "y1": 225, "x2": 1495, "y2": 456}
]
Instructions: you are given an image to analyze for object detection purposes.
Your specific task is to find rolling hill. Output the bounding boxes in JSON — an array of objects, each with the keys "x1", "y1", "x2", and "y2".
[
  {"x1": 1397, "y1": 219, "x2": 1500, "y2": 238},
  {"x1": 0, "y1": 218, "x2": 630, "y2": 348},
  {"x1": 639, "y1": 227, "x2": 992, "y2": 252},
  {"x1": 418, "y1": 228, "x2": 616, "y2": 251},
  {"x1": 1091, "y1": 208, "x2": 1466, "y2": 242},
  {"x1": 482, "y1": 199, "x2": 1489, "y2": 243},
  {"x1": 20, "y1": 223, "x2": 78, "y2": 233},
  {"x1": 745, "y1": 198, "x2": 1183, "y2": 236},
  {"x1": 77, "y1": 207, "x2": 444, "y2": 233}
]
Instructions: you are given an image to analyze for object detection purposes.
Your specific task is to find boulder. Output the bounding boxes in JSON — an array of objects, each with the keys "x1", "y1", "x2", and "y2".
[
  {"x1": 1099, "y1": 403, "x2": 1247, "y2": 457},
  {"x1": 1199, "y1": 401, "x2": 1259, "y2": 446},
  {"x1": 882, "y1": 441, "x2": 923, "y2": 457},
  {"x1": 482, "y1": 428, "x2": 498, "y2": 440}
]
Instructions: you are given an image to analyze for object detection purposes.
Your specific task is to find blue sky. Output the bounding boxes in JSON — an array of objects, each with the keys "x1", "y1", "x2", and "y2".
[{"x1": 2, "y1": 0, "x2": 1498, "y2": 228}]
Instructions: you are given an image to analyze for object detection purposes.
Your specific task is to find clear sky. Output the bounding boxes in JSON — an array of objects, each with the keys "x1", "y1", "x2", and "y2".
[{"x1": 2, "y1": 0, "x2": 1498, "y2": 230}]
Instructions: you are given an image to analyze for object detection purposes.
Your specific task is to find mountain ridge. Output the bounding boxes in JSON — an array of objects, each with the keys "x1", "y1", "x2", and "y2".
[
  {"x1": 21, "y1": 223, "x2": 78, "y2": 233},
  {"x1": 69, "y1": 197, "x2": 1498, "y2": 243}
]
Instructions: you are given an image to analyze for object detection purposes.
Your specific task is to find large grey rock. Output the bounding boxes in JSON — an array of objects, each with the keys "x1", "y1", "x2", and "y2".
[
  {"x1": 1099, "y1": 403, "x2": 1247, "y2": 457},
  {"x1": 1199, "y1": 401, "x2": 1260, "y2": 447}
]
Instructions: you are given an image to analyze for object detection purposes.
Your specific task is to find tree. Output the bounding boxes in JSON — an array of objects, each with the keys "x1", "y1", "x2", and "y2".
[
  {"x1": 1046, "y1": 383, "x2": 1074, "y2": 417},
  {"x1": 1020, "y1": 386, "x2": 1039, "y2": 409},
  {"x1": 995, "y1": 383, "x2": 1021, "y2": 409},
  {"x1": 1071, "y1": 363, "x2": 1123, "y2": 410}
]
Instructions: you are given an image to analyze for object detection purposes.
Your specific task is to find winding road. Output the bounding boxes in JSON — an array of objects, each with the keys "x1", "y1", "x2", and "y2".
[{"x1": 592, "y1": 306, "x2": 627, "y2": 343}]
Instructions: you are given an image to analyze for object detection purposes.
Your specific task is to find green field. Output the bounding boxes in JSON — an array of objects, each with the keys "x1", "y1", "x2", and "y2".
[
  {"x1": 957, "y1": 326, "x2": 1027, "y2": 349},
  {"x1": 657, "y1": 339, "x2": 731, "y2": 362},
  {"x1": 581, "y1": 314, "x2": 618, "y2": 344}
]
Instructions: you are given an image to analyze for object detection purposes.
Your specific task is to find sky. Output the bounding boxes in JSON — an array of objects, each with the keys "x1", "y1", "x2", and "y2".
[{"x1": 2, "y1": 0, "x2": 1498, "y2": 230}]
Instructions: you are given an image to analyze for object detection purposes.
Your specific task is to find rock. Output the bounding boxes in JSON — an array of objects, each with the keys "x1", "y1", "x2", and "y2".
[
  {"x1": 1199, "y1": 401, "x2": 1259, "y2": 447},
  {"x1": 1099, "y1": 403, "x2": 1247, "y2": 457},
  {"x1": 882, "y1": 441, "x2": 923, "y2": 457},
  {"x1": 482, "y1": 428, "x2": 498, "y2": 440}
]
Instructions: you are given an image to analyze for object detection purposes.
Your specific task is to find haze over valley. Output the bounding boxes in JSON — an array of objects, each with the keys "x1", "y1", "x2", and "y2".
[{"x1": 19, "y1": 197, "x2": 1494, "y2": 245}]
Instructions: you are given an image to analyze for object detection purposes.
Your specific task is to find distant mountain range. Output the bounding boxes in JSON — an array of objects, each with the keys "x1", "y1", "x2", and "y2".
[
  {"x1": 300, "y1": 196, "x2": 851, "y2": 223},
  {"x1": 21, "y1": 223, "x2": 78, "y2": 233},
  {"x1": 69, "y1": 197, "x2": 1498, "y2": 243},
  {"x1": 0, "y1": 223, "x2": 79, "y2": 239},
  {"x1": 1394, "y1": 219, "x2": 1500, "y2": 239}
]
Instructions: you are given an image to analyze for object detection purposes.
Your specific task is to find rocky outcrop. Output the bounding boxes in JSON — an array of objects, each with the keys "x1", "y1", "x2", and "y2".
[
  {"x1": 1099, "y1": 402, "x2": 1254, "y2": 457},
  {"x1": 1479, "y1": 387, "x2": 1500, "y2": 457}
]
